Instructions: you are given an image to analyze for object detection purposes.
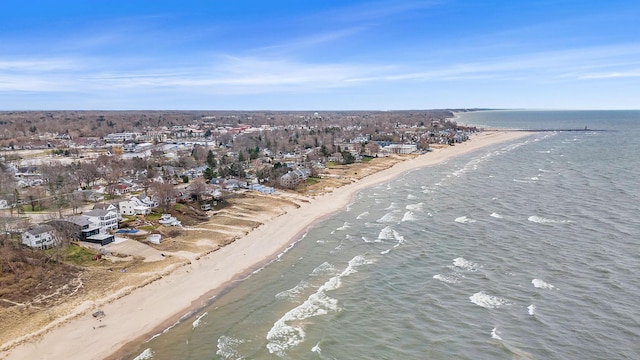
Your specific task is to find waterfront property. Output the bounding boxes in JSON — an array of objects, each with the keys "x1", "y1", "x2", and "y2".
[{"x1": 21, "y1": 224, "x2": 57, "y2": 249}]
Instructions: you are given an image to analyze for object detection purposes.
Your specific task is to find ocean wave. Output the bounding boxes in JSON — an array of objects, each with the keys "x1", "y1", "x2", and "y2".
[
  {"x1": 528, "y1": 216, "x2": 571, "y2": 224},
  {"x1": 490, "y1": 212, "x2": 503, "y2": 219},
  {"x1": 406, "y1": 203, "x2": 424, "y2": 211},
  {"x1": 377, "y1": 211, "x2": 402, "y2": 223},
  {"x1": 453, "y1": 257, "x2": 479, "y2": 271},
  {"x1": 133, "y1": 348, "x2": 153, "y2": 360},
  {"x1": 336, "y1": 222, "x2": 351, "y2": 231},
  {"x1": 532, "y1": 278, "x2": 555, "y2": 289},
  {"x1": 401, "y1": 211, "x2": 416, "y2": 222},
  {"x1": 407, "y1": 194, "x2": 418, "y2": 200},
  {"x1": 491, "y1": 327, "x2": 503, "y2": 340},
  {"x1": 377, "y1": 226, "x2": 394, "y2": 241},
  {"x1": 469, "y1": 292, "x2": 508, "y2": 309},
  {"x1": 311, "y1": 262, "x2": 336, "y2": 276},
  {"x1": 266, "y1": 255, "x2": 371, "y2": 356},
  {"x1": 455, "y1": 216, "x2": 477, "y2": 223},
  {"x1": 528, "y1": 304, "x2": 536, "y2": 316},
  {"x1": 356, "y1": 211, "x2": 369, "y2": 220},
  {"x1": 276, "y1": 280, "x2": 312, "y2": 300},
  {"x1": 192, "y1": 312, "x2": 208, "y2": 329},
  {"x1": 385, "y1": 202, "x2": 397, "y2": 210},
  {"x1": 216, "y1": 335, "x2": 245, "y2": 359}
]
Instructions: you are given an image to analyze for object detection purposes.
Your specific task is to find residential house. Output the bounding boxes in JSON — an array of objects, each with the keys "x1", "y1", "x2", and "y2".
[
  {"x1": 119, "y1": 196, "x2": 155, "y2": 216},
  {"x1": 49, "y1": 216, "x2": 114, "y2": 246},
  {"x1": 93, "y1": 202, "x2": 120, "y2": 218},
  {"x1": 22, "y1": 224, "x2": 57, "y2": 249},
  {"x1": 279, "y1": 167, "x2": 311, "y2": 189},
  {"x1": 83, "y1": 208, "x2": 119, "y2": 232}
]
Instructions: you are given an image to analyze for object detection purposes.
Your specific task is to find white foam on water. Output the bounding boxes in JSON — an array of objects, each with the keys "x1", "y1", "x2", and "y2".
[
  {"x1": 491, "y1": 327, "x2": 503, "y2": 340},
  {"x1": 336, "y1": 222, "x2": 351, "y2": 231},
  {"x1": 377, "y1": 211, "x2": 402, "y2": 223},
  {"x1": 528, "y1": 216, "x2": 571, "y2": 224},
  {"x1": 531, "y1": 177, "x2": 539, "y2": 181},
  {"x1": 266, "y1": 255, "x2": 371, "y2": 356},
  {"x1": 455, "y1": 216, "x2": 477, "y2": 223},
  {"x1": 490, "y1": 212, "x2": 503, "y2": 219},
  {"x1": 407, "y1": 194, "x2": 418, "y2": 200},
  {"x1": 401, "y1": 211, "x2": 416, "y2": 222},
  {"x1": 374, "y1": 198, "x2": 383, "y2": 204},
  {"x1": 192, "y1": 312, "x2": 208, "y2": 329},
  {"x1": 469, "y1": 292, "x2": 508, "y2": 309},
  {"x1": 311, "y1": 342, "x2": 321, "y2": 354},
  {"x1": 528, "y1": 304, "x2": 536, "y2": 316},
  {"x1": 384, "y1": 202, "x2": 397, "y2": 210},
  {"x1": 356, "y1": 211, "x2": 369, "y2": 219},
  {"x1": 310, "y1": 262, "x2": 336, "y2": 276},
  {"x1": 406, "y1": 202, "x2": 424, "y2": 211},
  {"x1": 532, "y1": 278, "x2": 555, "y2": 289},
  {"x1": 216, "y1": 335, "x2": 245, "y2": 359},
  {"x1": 453, "y1": 257, "x2": 478, "y2": 271},
  {"x1": 513, "y1": 179, "x2": 534, "y2": 183},
  {"x1": 276, "y1": 280, "x2": 312, "y2": 300},
  {"x1": 133, "y1": 348, "x2": 153, "y2": 360},
  {"x1": 380, "y1": 249, "x2": 390, "y2": 255},
  {"x1": 378, "y1": 226, "x2": 395, "y2": 241},
  {"x1": 433, "y1": 274, "x2": 458, "y2": 284}
]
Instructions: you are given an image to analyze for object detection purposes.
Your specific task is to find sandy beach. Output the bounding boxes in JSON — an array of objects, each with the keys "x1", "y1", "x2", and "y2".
[{"x1": 1, "y1": 130, "x2": 531, "y2": 360}]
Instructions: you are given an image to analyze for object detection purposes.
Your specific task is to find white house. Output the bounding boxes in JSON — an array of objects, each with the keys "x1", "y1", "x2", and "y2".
[
  {"x1": 83, "y1": 208, "x2": 119, "y2": 233},
  {"x1": 93, "y1": 202, "x2": 120, "y2": 219},
  {"x1": 22, "y1": 224, "x2": 57, "y2": 249},
  {"x1": 119, "y1": 196, "x2": 153, "y2": 216}
]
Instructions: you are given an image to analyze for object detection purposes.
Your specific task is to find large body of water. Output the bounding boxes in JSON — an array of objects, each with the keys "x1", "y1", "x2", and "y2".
[{"x1": 130, "y1": 110, "x2": 640, "y2": 360}]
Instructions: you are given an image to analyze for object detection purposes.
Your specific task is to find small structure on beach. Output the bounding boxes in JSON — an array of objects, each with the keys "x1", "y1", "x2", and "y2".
[
  {"x1": 158, "y1": 214, "x2": 181, "y2": 227},
  {"x1": 147, "y1": 234, "x2": 161, "y2": 244}
]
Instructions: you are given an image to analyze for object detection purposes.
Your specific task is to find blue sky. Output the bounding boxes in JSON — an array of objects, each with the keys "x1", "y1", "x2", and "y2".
[{"x1": 1, "y1": 0, "x2": 639, "y2": 110}]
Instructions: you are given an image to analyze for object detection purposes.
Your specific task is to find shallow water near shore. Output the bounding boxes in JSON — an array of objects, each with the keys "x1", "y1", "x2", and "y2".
[{"x1": 129, "y1": 110, "x2": 640, "y2": 359}]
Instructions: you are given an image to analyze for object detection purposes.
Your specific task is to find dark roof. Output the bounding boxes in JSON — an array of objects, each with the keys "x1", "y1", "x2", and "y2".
[
  {"x1": 26, "y1": 224, "x2": 55, "y2": 235},
  {"x1": 92, "y1": 202, "x2": 116, "y2": 210},
  {"x1": 83, "y1": 209, "x2": 110, "y2": 217},
  {"x1": 65, "y1": 215, "x2": 92, "y2": 227}
]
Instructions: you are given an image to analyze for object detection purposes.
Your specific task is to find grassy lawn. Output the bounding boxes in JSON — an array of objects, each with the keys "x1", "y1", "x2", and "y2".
[
  {"x1": 146, "y1": 213, "x2": 161, "y2": 221},
  {"x1": 305, "y1": 177, "x2": 320, "y2": 185},
  {"x1": 63, "y1": 244, "x2": 98, "y2": 266}
]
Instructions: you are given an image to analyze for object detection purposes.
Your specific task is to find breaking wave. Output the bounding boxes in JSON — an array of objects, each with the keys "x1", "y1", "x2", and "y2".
[
  {"x1": 469, "y1": 292, "x2": 508, "y2": 309},
  {"x1": 532, "y1": 278, "x2": 555, "y2": 289},
  {"x1": 455, "y1": 216, "x2": 477, "y2": 223}
]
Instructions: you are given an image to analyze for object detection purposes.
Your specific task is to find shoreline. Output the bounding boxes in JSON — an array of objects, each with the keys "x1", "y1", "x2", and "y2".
[{"x1": 1, "y1": 130, "x2": 533, "y2": 360}]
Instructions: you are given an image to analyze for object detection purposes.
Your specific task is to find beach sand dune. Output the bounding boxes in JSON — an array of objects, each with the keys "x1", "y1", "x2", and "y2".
[{"x1": 1, "y1": 131, "x2": 531, "y2": 360}]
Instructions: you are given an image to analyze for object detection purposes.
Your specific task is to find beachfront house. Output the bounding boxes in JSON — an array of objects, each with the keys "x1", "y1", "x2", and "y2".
[
  {"x1": 93, "y1": 202, "x2": 121, "y2": 219},
  {"x1": 22, "y1": 224, "x2": 57, "y2": 249},
  {"x1": 49, "y1": 216, "x2": 114, "y2": 246},
  {"x1": 82, "y1": 208, "x2": 119, "y2": 232},
  {"x1": 119, "y1": 196, "x2": 156, "y2": 216}
]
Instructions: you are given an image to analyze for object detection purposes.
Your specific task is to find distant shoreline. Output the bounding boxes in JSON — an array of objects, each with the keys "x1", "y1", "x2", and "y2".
[{"x1": 2, "y1": 130, "x2": 534, "y2": 360}]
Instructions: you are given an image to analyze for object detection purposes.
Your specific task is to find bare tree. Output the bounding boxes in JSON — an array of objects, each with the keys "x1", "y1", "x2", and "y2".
[
  {"x1": 151, "y1": 182, "x2": 176, "y2": 213},
  {"x1": 187, "y1": 178, "x2": 208, "y2": 202}
]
